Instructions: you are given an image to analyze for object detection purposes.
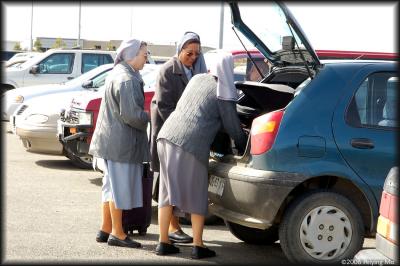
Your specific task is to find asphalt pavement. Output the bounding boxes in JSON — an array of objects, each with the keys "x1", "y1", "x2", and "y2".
[{"x1": 2, "y1": 122, "x2": 375, "y2": 264}]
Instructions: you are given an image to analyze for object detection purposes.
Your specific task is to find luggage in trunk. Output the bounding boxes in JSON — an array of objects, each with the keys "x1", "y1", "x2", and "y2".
[{"x1": 210, "y1": 81, "x2": 295, "y2": 158}]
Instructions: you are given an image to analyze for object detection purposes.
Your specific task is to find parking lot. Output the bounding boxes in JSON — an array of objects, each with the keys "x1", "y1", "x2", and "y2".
[{"x1": 2, "y1": 121, "x2": 376, "y2": 264}]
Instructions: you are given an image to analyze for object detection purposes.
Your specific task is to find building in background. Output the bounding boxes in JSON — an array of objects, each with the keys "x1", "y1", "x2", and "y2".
[{"x1": 3, "y1": 37, "x2": 214, "y2": 58}]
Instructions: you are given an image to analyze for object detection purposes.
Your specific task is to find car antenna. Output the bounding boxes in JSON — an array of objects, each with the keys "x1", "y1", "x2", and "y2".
[
  {"x1": 232, "y1": 26, "x2": 265, "y2": 80},
  {"x1": 286, "y1": 23, "x2": 313, "y2": 80}
]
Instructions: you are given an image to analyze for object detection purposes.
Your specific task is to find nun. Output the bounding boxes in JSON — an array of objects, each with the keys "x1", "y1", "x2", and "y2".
[
  {"x1": 155, "y1": 51, "x2": 247, "y2": 259},
  {"x1": 88, "y1": 38, "x2": 150, "y2": 248},
  {"x1": 150, "y1": 31, "x2": 207, "y2": 244}
]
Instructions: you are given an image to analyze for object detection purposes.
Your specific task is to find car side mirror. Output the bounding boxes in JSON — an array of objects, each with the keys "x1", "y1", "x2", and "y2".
[
  {"x1": 29, "y1": 65, "x2": 39, "y2": 74},
  {"x1": 282, "y1": 36, "x2": 295, "y2": 51},
  {"x1": 82, "y1": 80, "x2": 93, "y2": 88}
]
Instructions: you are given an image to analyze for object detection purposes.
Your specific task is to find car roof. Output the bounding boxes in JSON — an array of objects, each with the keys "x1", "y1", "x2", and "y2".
[{"x1": 321, "y1": 59, "x2": 396, "y2": 65}]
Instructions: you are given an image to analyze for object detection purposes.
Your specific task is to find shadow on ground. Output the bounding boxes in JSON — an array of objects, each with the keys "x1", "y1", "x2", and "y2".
[
  {"x1": 89, "y1": 177, "x2": 102, "y2": 186},
  {"x1": 35, "y1": 159, "x2": 90, "y2": 171}
]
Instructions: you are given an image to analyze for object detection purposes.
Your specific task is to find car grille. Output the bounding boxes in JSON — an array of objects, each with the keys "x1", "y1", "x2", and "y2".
[{"x1": 16, "y1": 105, "x2": 28, "y2": 115}]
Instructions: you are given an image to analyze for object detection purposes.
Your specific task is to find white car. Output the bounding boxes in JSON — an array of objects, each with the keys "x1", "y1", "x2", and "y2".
[
  {"x1": 2, "y1": 63, "x2": 114, "y2": 121},
  {"x1": 13, "y1": 91, "x2": 87, "y2": 155},
  {"x1": 3, "y1": 48, "x2": 116, "y2": 92}
]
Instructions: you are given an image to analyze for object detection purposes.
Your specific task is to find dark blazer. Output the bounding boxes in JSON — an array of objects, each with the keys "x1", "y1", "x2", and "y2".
[{"x1": 150, "y1": 56, "x2": 189, "y2": 171}]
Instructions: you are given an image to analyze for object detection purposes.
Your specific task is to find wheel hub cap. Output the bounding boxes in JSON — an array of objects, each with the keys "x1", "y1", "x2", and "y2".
[{"x1": 299, "y1": 205, "x2": 352, "y2": 260}]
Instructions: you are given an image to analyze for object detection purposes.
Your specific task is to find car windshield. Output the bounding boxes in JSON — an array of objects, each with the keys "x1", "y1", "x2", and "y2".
[
  {"x1": 18, "y1": 52, "x2": 48, "y2": 68},
  {"x1": 95, "y1": 65, "x2": 159, "y2": 93},
  {"x1": 64, "y1": 65, "x2": 112, "y2": 86},
  {"x1": 18, "y1": 57, "x2": 37, "y2": 68},
  {"x1": 91, "y1": 71, "x2": 110, "y2": 89},
  {"x1": 236, "y1": 2, "x2": 306, "y2": 54}
]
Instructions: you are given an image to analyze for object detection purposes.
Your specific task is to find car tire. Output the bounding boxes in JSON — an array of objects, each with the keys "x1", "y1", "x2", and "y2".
[
  {"x1": 226, "y1": 221, "x2": 279, "y2": 245},
  {"x1": 279, "y1": 190, "x2": 364, "y2": 263},
  {"x1": 67, "y1": 151, "x2": 93, "y2": 169}
]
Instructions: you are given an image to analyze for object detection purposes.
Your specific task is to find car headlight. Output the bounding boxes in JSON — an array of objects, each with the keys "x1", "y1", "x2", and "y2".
[
  {"x1": 14, "y1": 95, "x2": 24, "y2": 103},
  {"x1": 26, "y1": 114, "x2": 49, "y2": 124},
  {"x1": 78, "y1": 112, "x2": 92, "y2": 125}
]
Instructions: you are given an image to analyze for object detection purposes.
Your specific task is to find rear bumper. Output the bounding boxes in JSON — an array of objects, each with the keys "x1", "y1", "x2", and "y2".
[
  {"x1": 16, "y1": 126, "x2": 63, "y2": 155},
  {"x1": 208, "y1": 159, "x2": 306, "y2": 229},
  {"x1": 354, "y1": 249, "x2": 394, "y2": 265},
  {"x1": 354, "y1": 234, "x2": 397, "y2": 264},
  {"x1": 58, "y1": 121, "x2": 91, "y2": 155},
  {"x1": 375, "y1": 233, "x2": 398, "y2": 262}
]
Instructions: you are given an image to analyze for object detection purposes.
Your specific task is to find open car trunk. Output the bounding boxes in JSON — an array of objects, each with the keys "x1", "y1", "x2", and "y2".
[
  {"x1": 236, "y1": 81, "x2": 294, "y2": 128},
  {"x1": 210, "y1": 68, "x2": 310, "y2": 161}
]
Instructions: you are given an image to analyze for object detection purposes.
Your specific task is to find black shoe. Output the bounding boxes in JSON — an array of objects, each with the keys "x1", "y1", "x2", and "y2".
[
  {"x1": 191, "y1": 246, "x2": 216, "y2": 259},
  {"x1": 168, "y1": 229, "x2": 193, "y2": 243},
  {"x1": 107, "y1": 234, "x2": 141, "y2": 248},
  {"x1": 155, "y1": 242, "x2": 180, "y2": 255},
  {"x1": 96, "y1": 230, "x2": 110, "y2": 243}
]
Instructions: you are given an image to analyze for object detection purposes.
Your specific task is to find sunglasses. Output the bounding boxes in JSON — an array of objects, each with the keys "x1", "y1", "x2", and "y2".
[{"x1": 183, "y1": 49, "x2": 200, "y2": 58}]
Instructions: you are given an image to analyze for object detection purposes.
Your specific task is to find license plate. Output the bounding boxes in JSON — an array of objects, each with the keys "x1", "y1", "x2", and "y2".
[{"x1": 208, "y1": 175, "x2": 225, "y2": 196}]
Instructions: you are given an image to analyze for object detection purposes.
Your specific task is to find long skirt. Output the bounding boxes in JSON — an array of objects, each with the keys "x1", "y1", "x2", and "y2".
[
  {"x1": 102, "y1": 159, "x2": 143, "y2": 210},
  {"x1": 157, "y1": 139, "x2": 208, "y2": 217}
]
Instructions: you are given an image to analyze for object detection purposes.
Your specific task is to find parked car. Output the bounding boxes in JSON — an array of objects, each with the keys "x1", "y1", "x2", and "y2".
[
  {"x1": 14, "y1": 91, "x2": 87, "y2": 155},
  {"x1": 206, "y1": 2, "x2": 398, "y2": 264},
  {"x1": 2, "y1": 48, "x2": 116, "y2": 93},
  {"x1": 6, "y1": 51, "x2": 41, "y2": 68},
  {"x1": 3, "y1": 63, "x2": 114, "y2": 121},
  {"x1": 57, "y1": 63, "x2": 160, "y2": 169},
  {"x1": 12, "y1": 64, "x2": 112, "y2": 154},
  {"x1": 354, "y1": 166, "x2": 398, "y2": 264}
]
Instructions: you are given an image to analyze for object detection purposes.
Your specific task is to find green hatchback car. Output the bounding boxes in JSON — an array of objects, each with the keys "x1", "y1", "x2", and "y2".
[{"x1": 208, "y1": 2, "x2": 398, "y2": 263}]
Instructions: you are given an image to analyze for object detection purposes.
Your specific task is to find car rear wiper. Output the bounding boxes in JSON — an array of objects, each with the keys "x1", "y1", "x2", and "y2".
[{"x1": 232, "y1": 26, "x2": 265, "y2": 80}]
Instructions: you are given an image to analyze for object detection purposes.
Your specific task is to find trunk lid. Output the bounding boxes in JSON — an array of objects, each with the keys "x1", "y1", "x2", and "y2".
[{"x1": 229, "y1": 2, "x2": 321, "y2": 71}]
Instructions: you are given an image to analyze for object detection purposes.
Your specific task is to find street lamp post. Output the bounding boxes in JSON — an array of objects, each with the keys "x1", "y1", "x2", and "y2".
[
  {"x1": 130, "y1": 7, "x2": 133, "y2": 37},
  {"x1": 30, "y1": 1, "x2": 33, "y2": 51},
  {"x1": 218, "y1": 1, "x2": 224, "y2": 49},
  {"x1": 77, "y1": 0, "x2": 81, "y2": 48}
]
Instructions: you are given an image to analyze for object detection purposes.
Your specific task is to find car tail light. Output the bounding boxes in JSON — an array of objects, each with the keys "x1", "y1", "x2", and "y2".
[
  {"x1": 250, "y1": 110, "x2": 284, "y2": 155},
  {"x1": 377, "y1": 190, "x2": 398, "y2": 244},
  {"x1": 377, "y1": 216, "x2": 398, "y2": 244}
]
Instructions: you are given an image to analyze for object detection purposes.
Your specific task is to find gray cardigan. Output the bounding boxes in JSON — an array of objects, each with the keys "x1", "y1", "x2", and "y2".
[
  {"x1": 149, "y1": 56, "x2": 189, "y2": 171},
  {"x1": 88, "y1": 61, "x2": 150, "y2": 163},
  {"x1": 157, "y1": 73, "x2": 247, "y2": 166}
]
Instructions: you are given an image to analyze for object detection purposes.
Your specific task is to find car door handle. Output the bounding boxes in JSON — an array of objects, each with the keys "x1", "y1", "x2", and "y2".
[
  {"x1": 67, "y1": 77, "x2": 74, "y2": 80},
  {"x1": 350, "y1": 138, "x2": 374, "y2": 149}
]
